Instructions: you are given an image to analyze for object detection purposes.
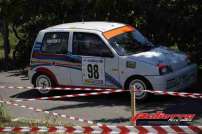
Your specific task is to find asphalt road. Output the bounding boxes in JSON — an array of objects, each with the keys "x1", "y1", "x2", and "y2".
[{"x1": 0, "y1": 70, "x2": 202, "y2": 126}]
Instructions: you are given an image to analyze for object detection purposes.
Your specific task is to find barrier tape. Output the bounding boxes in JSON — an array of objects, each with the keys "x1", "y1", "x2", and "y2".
[
  {"x1": 0, "y1": 85, "x2": 117, "y2": 91},
  {"x1": 1, "y1": 85, "x2": 202, "y2": 99},
  {"x1": 145, "y1": 90, "x2": 202, "y2": 99},
  {"x1": 0, "y1": 125, "x2": 202, "y2": 133},
  {"x1": 0, "y1": 99, "x2": 102, "y2": 126},
  {"x1": 11, "y1": 89, "x2": 202, "y2": 102},
  {"x1": 12, "y1": 89, "x2": 128, "y2": 102}
]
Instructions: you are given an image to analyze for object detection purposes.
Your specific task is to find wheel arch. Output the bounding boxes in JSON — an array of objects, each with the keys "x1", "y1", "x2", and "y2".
[
  {"x1": 124, "y1": 75, "x2": 153, "y2": 90},
  {"x1": 32, "y1": 67, "x2": 58, "y2": 86}
]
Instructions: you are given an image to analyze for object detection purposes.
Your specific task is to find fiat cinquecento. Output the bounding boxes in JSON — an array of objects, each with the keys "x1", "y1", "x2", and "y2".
[{"x1": 29, "y1": 22, "x2": 197, "y2": 101}]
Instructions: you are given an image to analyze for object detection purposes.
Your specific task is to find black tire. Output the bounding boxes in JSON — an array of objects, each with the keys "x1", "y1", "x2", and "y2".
[
  {"x1": 125, "y1": 76, "x2": 153, "y2": 102},
  {"x1": 33, "y1": 73, "x2": 55, "y2": 94}
]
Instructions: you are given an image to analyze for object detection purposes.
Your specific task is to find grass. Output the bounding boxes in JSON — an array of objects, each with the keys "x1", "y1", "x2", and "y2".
[
  {"x1": 1, "y1": 117, "x2": 71, "y2": 127},
  {"x1": 0, "y1": 119, "x2": 70, "y2": 128},
  {"x1": 0, "y1": 96, "x2": 72, "y2": 126},
  {"x1": 0, "y1": 102, "x2": 72, "y2": 127},
  {"x1": 0, "y1": 103, "x2": 11, "y2": 126}
]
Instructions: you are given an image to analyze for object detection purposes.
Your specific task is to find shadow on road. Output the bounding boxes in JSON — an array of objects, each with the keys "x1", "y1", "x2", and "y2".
[
  {"x1": 10, "y1": 89, "x2": 131, "y2": 106},
  {"x1": 10, "y1": 88, "x2": 202, "y2": 124},
  {"x1": 6, "y1": 70, "x2": 29, "y2": 80}
]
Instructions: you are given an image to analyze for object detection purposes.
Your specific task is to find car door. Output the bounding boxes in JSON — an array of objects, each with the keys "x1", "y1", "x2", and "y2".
[
  {"x1": 41, "y1": 32, "x2": 71, "y2": 86},
  {"x1": 70, "y1": 32, "x2": 120, "y2": 88}
]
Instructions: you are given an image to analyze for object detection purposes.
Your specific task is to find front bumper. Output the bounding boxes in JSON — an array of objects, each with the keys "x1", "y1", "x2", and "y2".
[{"x1": 145, "y1": 64, "x2": 197, "y2": 91}]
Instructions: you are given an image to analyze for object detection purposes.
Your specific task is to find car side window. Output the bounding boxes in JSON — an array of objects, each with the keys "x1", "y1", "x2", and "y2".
[
  {"x1": 72, "y1": 32, "x2": 113, "y2": 57},
  {"x1": 42, "y1": 32, "x2": 69, "y2": 54}
]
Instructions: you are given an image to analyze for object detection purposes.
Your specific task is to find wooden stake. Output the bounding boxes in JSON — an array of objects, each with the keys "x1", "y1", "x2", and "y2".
[{"x1": 130, "y1": 85, "x2": 136, "y2": 123}]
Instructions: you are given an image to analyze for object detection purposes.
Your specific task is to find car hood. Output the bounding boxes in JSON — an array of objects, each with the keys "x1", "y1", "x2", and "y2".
[{"x1": 128, "y1": 46, "x2": 188, "y2": 71}]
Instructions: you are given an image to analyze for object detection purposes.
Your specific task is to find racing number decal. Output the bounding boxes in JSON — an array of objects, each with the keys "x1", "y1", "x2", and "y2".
[
  {"x1": 87, "y1": 64, "x2": 99, "y2": 79},
  {"x1": 82, "y1": 57, "x2": 105, "y2": 85}
]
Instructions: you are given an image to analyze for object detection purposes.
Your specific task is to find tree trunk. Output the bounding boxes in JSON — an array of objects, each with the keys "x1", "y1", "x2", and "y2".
[{"x1": 1, "y1": 17, "x2": 10, "y2": 71}]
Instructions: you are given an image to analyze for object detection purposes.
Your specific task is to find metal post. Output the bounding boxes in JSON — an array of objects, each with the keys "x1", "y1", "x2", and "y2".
[{"x1": 130, "y1": 86, "x2": 136, "y2": 123}]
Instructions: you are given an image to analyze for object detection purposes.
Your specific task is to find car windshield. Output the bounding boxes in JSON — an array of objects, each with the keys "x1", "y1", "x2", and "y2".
[{"x1": 108, "y1": 29, "x2": 155, "y2": 56}]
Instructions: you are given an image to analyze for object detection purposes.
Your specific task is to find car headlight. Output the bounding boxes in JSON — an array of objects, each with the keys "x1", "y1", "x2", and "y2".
[{"x1": 157, "y1": 64, "x2": 173, "y2": 75}]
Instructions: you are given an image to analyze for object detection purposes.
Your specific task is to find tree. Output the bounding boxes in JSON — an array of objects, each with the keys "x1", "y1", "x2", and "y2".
[
  {"x1": 0, "y1": 0, "x2": 11, "y2": 70},
  {"x1": 1, "y1": 0, "x2": 202, "y2": 69},
  {"x1": 0, "y1": 0, "x2": 24, "y2": 69}
]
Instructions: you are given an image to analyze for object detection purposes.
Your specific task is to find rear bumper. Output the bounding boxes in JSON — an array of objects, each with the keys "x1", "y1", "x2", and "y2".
[{"x1": 145, "y1": 64, "x2": 197, "y2": 91}]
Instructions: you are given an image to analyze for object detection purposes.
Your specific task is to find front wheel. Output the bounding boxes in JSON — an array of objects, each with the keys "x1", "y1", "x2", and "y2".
[
  {"x1": 126, "y1": 77, "x2": 152, "y2": 102},
  {"x1": 34, "y1": 74, "x2": 53, "y2": 94}
]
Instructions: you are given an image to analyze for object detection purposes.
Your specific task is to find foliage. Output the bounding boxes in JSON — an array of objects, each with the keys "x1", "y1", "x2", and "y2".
[
  {"x1": 0, "y1": 0, "x2": 202, "y2": 68},
  {"x1": 0, "y1": 103, "x2": 10, "y2": 123},
  {"x1": 130, "y1": 0, "x2": 202, "y2": 63}
]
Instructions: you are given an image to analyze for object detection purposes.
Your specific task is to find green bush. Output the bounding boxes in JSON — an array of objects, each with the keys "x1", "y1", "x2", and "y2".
[{"x1": 3, "y1": 0, "x2": 202, "y2": 67}]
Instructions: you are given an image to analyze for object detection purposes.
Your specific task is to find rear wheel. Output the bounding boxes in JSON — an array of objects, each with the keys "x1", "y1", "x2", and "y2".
[
  {"x1": 34, "y1": 74, "x2": 53, "y2": 94},
  {"x1": 126, "y1": 76, "x2": 152, "y2": 102}
]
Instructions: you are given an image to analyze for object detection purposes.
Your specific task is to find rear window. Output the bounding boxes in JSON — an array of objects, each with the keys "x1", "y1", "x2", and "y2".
[{"x1": 42, "y1": 32, "x2": 69, "y2": 54}]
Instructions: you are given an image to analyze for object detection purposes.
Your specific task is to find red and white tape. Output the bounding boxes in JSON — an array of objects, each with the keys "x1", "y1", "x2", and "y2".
[
  {"x1": 0, "y1": 99, "x2": 102, "y2": 126},
  {"x1": 12, "y1": 89, "x2": 128, "y2": 102},
  {"x1": 0, "y1": 125, "x2": 202, "y2": 133},
  {"x1": 1, "y1": 85, "x2": 202, "y2": 99},
  {"x1": 0, "y1": 85, "x2": 117, "y2": 91},
  {"x1": 145, "y1": 90, "x2": 202, "y2": 99}
]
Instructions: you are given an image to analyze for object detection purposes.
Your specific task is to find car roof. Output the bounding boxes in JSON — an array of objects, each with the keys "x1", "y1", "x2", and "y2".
[{"x1": 45, "y1": 22, "x2": 126, "y2": 32}]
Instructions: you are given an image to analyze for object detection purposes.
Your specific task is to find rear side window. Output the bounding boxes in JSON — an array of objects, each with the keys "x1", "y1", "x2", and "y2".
[
  {"x1": 72, "y1": 32, "x2": 113, "y2": 57},
  {"x1": 42, "y1": 32, "x2": 69, "y2": 54}
]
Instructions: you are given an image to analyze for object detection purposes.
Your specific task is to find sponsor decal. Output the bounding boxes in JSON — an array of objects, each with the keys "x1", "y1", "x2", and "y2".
[
  {"x1": 103, "y1": 25, "x2": 134, "y2": 39},
  {"x1": 126, "y1": 61, "x2": 136, "y2": 68},
  {"x1": 84, "y1": 79, "x2": 104, "y2": 85}
]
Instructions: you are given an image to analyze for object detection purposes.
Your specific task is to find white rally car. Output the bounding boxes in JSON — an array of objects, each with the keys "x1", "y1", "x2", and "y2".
[{"x1": 29, "y1": 22, "x2": 197, "y2": 101}]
